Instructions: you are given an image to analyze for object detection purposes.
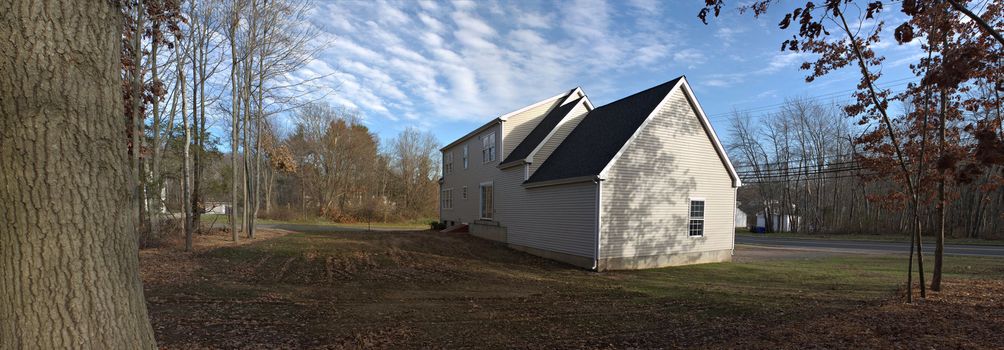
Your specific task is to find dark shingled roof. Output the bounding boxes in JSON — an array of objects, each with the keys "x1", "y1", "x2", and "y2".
[
  {"x1": 525, "y1": 77, "x2": 682, "y2": 184},
  {"x1": 501, "y1": 96, "x2": 583, "y2": 165}
]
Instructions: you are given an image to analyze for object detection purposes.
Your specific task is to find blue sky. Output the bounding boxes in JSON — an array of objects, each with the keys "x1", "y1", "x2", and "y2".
[{"x1": 290, "y1": 0, "x2": 925, "y2": 147}]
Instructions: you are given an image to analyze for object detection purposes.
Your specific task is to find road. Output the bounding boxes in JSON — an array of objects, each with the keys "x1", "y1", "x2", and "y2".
[
  {"x1": 736, "y1": 235, "x2": 1004, "y2": 258},
  {"x1": 258, "y1": 222, "x2": 423, "y2": 233}
]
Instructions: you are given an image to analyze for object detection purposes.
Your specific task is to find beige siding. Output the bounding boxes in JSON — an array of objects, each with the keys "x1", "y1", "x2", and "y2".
[
  {"x1": 600, "y1": 88, "x2": 736, "y2": 259},
  {"x1": 528, "y1": 101, "x2": 590, "y2": 177},
  {"x1": 440, "y1": 123, "x2": 501, "y2": 224},
  {"x1": 501, "y1": 99, "x2": 562, "y2": 160},
  {"x1": 495, "y1": 167, "x2": 597, "y2": 258}
]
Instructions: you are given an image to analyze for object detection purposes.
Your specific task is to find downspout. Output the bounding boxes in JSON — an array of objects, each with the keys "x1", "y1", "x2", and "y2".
[
  {"x1": 498, "y1": 119, "x2": 504, "y2": 160},
  {"x1": 731, "y1": 186, "x2": 737, "y2": 255},
  {"x1": 593, "y1": 178, "x2": 602, "y2": 271}
]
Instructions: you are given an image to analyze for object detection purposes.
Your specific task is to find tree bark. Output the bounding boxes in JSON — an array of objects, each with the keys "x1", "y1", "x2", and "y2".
[
  {"x1": 0, "y1": 0, "x2": 157, "y2": 347},
  {"x1": 228, "y1": 4, "x2": 240, "y2": 242},
  {"x1": 178, "y1": 41, "x2": 193, "y2": 252}
]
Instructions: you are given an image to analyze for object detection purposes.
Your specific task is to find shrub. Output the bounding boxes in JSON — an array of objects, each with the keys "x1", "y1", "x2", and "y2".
[{"x1": 429, "y1": 221, "x2": 447, "y2": 230}]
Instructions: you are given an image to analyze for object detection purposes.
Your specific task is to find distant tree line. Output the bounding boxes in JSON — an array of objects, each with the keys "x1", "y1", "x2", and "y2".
[
  {"x1": 115, "y1": 0, "x2": 442, "y2": 250},
  {"x1": 729, "y1": 97, "x2": 1004, "y2": 239}
]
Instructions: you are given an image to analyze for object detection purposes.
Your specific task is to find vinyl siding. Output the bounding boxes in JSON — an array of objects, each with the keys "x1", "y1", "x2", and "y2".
[
  {"x1": 440, "y1": 123, "x2": 501, "y2": 224},
  {"x1": 501, "y1": 99, "x2": 562, "y2": 160},
  {"x1": 528, "y1": 101, "x2": 590, "y2": 177},
  {"x1": 495, "y1": 166, "x2": 597, "y2": 258},
  {"x1": 600, "y1": 88, "x2": 736, "y2": 259}
]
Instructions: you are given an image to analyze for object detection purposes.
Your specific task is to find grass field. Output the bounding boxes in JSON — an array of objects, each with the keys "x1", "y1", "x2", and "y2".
[
  {"x1": 737, "y1": 231, "x2": 1004, "y2": 246},
  {"x1": 142, "y1": 229, "x2": 1004, "y2": 348},
  {"x1": 198, "y1": 213, "x2": 432, "y2": 230}
]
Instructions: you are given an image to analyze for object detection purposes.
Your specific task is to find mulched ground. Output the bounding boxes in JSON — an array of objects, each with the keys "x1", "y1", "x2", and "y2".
[{"x1": 141, "y1": 229, "x2": 1004, "y2": 349}]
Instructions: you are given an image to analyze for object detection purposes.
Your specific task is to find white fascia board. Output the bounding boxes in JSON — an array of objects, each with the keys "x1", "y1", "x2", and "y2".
[
  {"x1": 525, "y1": 97, "x2": 587, "y2": 164},
  {"x1": 498, "y1": 90, "x2": 571, "y2": 121},
  {"x1": 595, "y1": 77, "x2": 742, "y2": 188},
  {"x1": 678, "y1": 78, "x2": 742, "y2": 187}
]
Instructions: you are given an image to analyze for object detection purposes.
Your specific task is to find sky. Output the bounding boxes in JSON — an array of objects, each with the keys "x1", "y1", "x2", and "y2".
[{"x1": 288, "y1": 0, "x2": 926, "y2": 147}]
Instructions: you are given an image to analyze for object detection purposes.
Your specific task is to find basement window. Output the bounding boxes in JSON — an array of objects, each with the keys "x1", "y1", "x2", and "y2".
[{"x1": 689, "y1": 199, "x2": 705, "y2": 237}]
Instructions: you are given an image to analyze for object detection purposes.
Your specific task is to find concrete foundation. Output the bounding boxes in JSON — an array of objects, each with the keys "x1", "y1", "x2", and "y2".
[
  {"x1": 469, "y1": 222, "x2": 507, "y2": 242},
  {"x1": 598, "y1": 248, "x2": 733, "y2": 271},
  {"x1": 507, "y1": 243, "x2": 595, "y2": 269}
]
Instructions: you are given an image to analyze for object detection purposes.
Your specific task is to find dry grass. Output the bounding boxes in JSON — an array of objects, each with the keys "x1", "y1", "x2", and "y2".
[{"x1": 141, "y1": 230, "x2": 1004, "y2": 349}]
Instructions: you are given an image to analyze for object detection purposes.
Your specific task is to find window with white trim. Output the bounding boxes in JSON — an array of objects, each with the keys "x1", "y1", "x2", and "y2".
[
  {"x1": 462, "y1": 186, "x2": 467, "y2": 199},
  {"x1": 443, "y1": 152, "x2": 454, "y2": 175},
  {"x1": 441, "y1": 189, "x2": 453, "y2": 209},
  {"x1": 688, "y1": 199, "x2": 705, "y2": 237},
  {"x1": 482, "y1": 132, "x2": 496, "y2": 163},
  {"x1": 462, "y1": 145, "x2": 469, "y2": 169},
  {"x1": 479, "y1": 183, "x2": 494, "y2": 219}
]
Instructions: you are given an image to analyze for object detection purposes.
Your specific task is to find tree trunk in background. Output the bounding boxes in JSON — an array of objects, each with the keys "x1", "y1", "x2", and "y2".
[
  {"x1": 191, "y1": 29, "x2": 201, "y2": 235},
  {"x1": 149, "y1": 34, "x2": 162, "y2": 238},
  {"x1": 178, "y1": 42, "x2": 193, "y2": 252},
  {"x1": 228, "y1": 7, "x2": 240, "y2": 242},
  {"x1": 932, "y1": 88, "x2": 948, "y2": 291},
  {"x1": 0, "y1": 0, "x2": 157, "y2": 347}
]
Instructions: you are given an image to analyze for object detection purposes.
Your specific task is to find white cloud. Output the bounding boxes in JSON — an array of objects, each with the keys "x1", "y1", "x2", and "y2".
[
  {"x1": 673, "y1": 48, "x2": 705, "y2": 66},
  {"x1": 377, "y1": 2, "x2": 410, "y2": 26},
  {"x1": 715, "y1": 26, "x2": 744, "y2": 46},
  {"x1": 308, "y1": 0, "x2": 687, "y2": 127},
  {"x1": 628, "y1": 0, "x2": 660, "y2": 14},
  {"x1": 516, "y1": 12, "x2": 552, "y2": 29},
  {"x1": 417, "y1": 12, "x2": 446, "y2": 33}
]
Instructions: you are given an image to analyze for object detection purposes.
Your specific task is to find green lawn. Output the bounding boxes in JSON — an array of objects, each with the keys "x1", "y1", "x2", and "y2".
[
  {"x1": 143, "y1": 229, "x2": 1004, "y2": 348},
  {"x1": 737, "y1": 230, "x2": 1004, "y2": 246}
]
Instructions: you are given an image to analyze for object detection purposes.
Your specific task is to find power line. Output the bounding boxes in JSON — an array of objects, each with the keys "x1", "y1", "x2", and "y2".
[
  {"x1": 706, "y1": 77, "x2": 917, "y2": 120},
  {"x1": 742, "y1": 172, "x2": 875, "y2": 184}
]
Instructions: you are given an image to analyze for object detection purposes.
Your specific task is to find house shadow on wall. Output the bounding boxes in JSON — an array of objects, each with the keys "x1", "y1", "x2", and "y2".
[{"x1": 601, "y1": 102, "x2": 717, "y2": 268}]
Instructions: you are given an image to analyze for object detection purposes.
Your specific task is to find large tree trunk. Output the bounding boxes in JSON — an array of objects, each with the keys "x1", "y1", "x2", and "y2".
[{"x1": 0, "y1": 1, "x2": 157, "y2": 348}]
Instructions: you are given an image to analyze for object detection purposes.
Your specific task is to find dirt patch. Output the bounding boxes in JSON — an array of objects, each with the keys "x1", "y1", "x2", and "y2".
[
  {"x1": 142, "y1": 230, "x2": 1004, "y2": 349},
  {"x1": 140, "y1": 228, "x2": 290, "y2": 288},
  {"x1": 722, "y1": 280, "x2": 1004, "y2": 349}
]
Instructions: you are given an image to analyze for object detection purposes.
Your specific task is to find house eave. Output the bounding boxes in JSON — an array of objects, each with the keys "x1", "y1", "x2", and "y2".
[
  {"x1": 498, "y1": 159, "x2": 527, "y2": 169},
  {"x1": 522, "y1": 175, "x2": 600, "y2": 189},
  {"x1": 440, "y1": 118, "x2": 502, "y2": 152}
]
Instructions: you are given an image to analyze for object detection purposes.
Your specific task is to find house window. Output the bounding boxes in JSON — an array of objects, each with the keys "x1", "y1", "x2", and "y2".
[
  {"x1": 444, "y1": 152, "x2": 453, "y2": 175},
  {"x1": 462, "y1": 186, "x2": 467, "y2": 199},
  {"x1": 441, "y1": 188, "x2": 453, "y2": 209},
  {"x1": 482, "y1": 132, "x2": 496, "y2": 163},
  {"x1": 689, "y1": 199, "x2": 705, "y2": 237},
  {"x1": 479, "y1": 182, "x2": 494, "y2": 219},
  {"x1": 463, "y1": 145, "x2": 469, "y2": 169}
]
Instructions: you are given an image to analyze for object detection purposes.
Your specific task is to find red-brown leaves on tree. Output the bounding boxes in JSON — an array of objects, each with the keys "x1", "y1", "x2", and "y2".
[
  {"x1": 970, "y1": 125, "x2": 1004, "y2": 166},
  {"x1": 895, "y1": 23, "x2": 915, "y2": 44},
  {"x1": 866, "y1": 1, "x2": 883, "y2": 19}
]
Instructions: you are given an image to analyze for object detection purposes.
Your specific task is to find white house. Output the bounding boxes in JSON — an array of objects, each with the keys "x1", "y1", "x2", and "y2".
[
  {"x1": 755, "y1": 213, "x2": 800, "y2": 232},
  {"x1": 735, "y1": 207, "x2": 748, "y2": 229},
  {"x1": 438, "y1": 77, "x2": 741, "y2": 270}
]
